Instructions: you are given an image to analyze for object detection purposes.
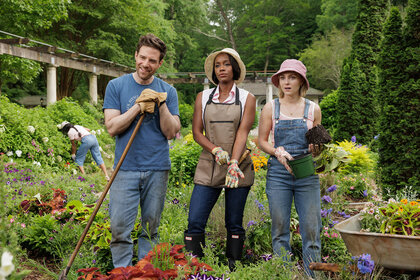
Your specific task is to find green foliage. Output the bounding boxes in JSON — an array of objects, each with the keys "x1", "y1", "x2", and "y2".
[
  {"x1": 334, "y1": 0, "x2": 387, "y2": 143},
  {"x1": 169, "y1": 133, "x2": 201, "y2": 187},
  {"x1": 0, "y1": 56, "x2": 42, "y2": 92},
  {"x1": 178, "y1": 103, "x2": 194, "y2": 128},
  {"x1": 0, "y1": 96, "x2": 113, "y2": 171},
  {"x1": 299, "y1": 28, "x2": 353, "y2": 91},
  {"x1": 319, "y1": 90, "x2": 338, "y2": 132},
  {"x1": 376, "y1": 4, "x2": 420, "y2": 196},
  {"x1": 314, "y1": 143, "x2": 351, "y2": 173},
  {"x1": 316, "y1": 0, "x2": 358, "y2": 32},
  {"x1": 336, "y1": 173, "x2": 375, "y2": 199},
  {"x1": 337, "y1": 140, "x2": 375, "y2": 174}
]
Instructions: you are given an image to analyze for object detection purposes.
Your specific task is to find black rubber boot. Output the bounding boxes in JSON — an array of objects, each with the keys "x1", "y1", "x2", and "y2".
[
  {"x1": 184, "y1": 231, "x2": 205, "y2": 258},
  {"x1": 226, "y1": 231, "x2": 246, "y2": 271}
]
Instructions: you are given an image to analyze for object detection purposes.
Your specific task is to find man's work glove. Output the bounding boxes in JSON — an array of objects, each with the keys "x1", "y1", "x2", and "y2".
[
  {"x1": 211, "y1": 146, "x2": 230, "y2": 165},
  {"x1": 225, "y1": 159, "x2": 244, "y2": 188},
  {"x1": 71, "y1": 154, "x2": 76, "y2": 161},
  {"x1": 135, "y1": 88, "x2": 167, "y2": 114}
]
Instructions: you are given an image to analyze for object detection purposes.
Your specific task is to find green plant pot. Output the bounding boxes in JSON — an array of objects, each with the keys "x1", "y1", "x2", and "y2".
[{"x1": 288, "y1": 153, "x2": 315, "y2": 179}]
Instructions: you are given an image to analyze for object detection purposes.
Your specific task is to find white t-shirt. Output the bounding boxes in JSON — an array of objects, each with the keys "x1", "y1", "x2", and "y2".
[{"x1": 67, "y1": 125, "x2": 90, "y2": 141}]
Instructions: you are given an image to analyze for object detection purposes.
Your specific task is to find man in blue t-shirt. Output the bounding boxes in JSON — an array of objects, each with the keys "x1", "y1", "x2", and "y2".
[{"x1": 103, "y1": 34, "x2": 180, "y2": 268}]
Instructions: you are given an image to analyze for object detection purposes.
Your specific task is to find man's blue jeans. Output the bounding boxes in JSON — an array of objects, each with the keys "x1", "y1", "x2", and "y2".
[
  {"x1": 109, "y1": 170, "x2": 169, "y2": 268},
  {"x1": 187, "y1": 184, "x2": 250, "y2": 234}
]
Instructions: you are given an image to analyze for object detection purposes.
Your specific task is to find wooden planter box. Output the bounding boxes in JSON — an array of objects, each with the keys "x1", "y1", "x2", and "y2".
[{"x1": 335, "y1": 214, "x2": 420, "y2": 272}]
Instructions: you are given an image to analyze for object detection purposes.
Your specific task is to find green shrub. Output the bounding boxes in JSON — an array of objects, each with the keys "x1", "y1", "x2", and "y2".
[
  {"x1": 169, "y1": 133, "x2": 201, "y2": 187},
  {"x1": 319, "y1": 90, "x2": 339, "y2": 134},
  {"x1": 337, "y1": 139, "x2": 375, "y2": 174},
  {"x1": 178, "y1": 103, "x2": 194, "y2": 128}
]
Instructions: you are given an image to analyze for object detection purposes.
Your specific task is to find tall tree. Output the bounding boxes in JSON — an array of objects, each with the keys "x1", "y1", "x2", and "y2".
[
  {"x1": 334, "y1": 0, "x2": 387, "y2": 143},
  {"x1": 376, "y1": 7, "x2": 410, "y2": 196}
]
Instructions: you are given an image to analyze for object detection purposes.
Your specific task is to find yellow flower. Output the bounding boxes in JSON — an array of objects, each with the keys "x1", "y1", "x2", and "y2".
[
  {"x1": 399, "y1": 206, "x2": 404, "y2": 212},
  {"x1": 410, "y1": 201, "x2": 418, "y2": 206},
  {"x1": 401, "y1": 199, "x2": 408, "y2": 205}
]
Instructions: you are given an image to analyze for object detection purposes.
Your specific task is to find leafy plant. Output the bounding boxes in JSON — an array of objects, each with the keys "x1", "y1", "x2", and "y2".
[
  {"x1": 314, "y1": 143, "x2": 351, "y2": 173},
  {"x1": 337, "y1": 174, "x2": 375, "y2": 200}
]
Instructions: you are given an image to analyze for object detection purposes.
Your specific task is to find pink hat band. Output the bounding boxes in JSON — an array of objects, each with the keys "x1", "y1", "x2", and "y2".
[{"x1": 271, "y1": 59, "x2": 309, "y2": 89}]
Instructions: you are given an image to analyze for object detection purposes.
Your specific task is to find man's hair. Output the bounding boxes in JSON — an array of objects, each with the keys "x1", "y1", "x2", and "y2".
[
  {"x1": 136, "y1": 34, "x2": 167, "y2": 61},
  {"x1": 212, "y1": 54, "x2": 241, "y2": 84}
]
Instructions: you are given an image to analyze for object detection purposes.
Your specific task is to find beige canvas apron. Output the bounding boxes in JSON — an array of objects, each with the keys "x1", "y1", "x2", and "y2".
[{"x1": 193, "y1": 87, "x2": 254, "y2": 188}]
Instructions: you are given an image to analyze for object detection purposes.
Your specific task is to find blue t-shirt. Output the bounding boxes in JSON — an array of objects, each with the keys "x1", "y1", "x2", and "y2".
[{"x1": 103, "y1": 74, "x2": 179, "y2": 171}]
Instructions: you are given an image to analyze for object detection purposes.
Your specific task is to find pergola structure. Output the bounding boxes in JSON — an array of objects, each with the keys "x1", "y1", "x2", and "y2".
[{"x1": 1, "y1": 31, "x2": 323, "y2": 107}]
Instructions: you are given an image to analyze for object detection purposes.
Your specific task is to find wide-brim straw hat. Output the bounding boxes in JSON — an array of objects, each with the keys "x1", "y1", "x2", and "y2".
[
  {"x1": 204, "y1": 48, "x2": 246, "y2": 85},
  {"x1": 271, "y1": 59, "x2": 309, "y2": 89}
]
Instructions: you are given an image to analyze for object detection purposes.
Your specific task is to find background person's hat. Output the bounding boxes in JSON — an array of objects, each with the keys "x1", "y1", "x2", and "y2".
[
  {"x1": 57, "y1": 121, "x2": 69, "y2": 130},
  {"x1": 271, "y1": 59, "x2": 309, "y2": 89},
  {"x1": 204, "y1": 48, "x2": 246, "y2": 85}
]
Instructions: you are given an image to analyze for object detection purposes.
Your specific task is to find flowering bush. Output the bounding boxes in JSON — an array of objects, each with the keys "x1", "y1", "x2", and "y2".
[
  {"x1": 337, "y1": 138, "x2": 375, "y2": 174},
  {"x1": 250, "y1": 148, "x2": 268, "y2": 172},
  {"x1": 336, "y1": 174, "x2": 376, "y2": 200},
  {"x1": 359, "y1": 199, "x2": 420, "y2": 236}
]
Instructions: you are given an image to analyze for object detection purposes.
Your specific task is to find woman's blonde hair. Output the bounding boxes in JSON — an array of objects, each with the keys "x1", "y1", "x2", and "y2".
[{"x1": 277, "y1": 73, "x2": 309, "y2": 98}]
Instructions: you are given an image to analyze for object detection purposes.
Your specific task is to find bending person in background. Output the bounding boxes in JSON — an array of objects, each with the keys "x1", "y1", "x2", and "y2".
[
  {"x1": 184, "y1": 48, "x2": 256, "y2": 271},
  {"x1": 258, "y1": 59, "x2": 322, "y2": 277},
  {"x1": 58, "y1": 121, "x2": 109, "y2": 180},
  {"x1": 103, "y1": 34, "x2": 181, "y2": 268}
]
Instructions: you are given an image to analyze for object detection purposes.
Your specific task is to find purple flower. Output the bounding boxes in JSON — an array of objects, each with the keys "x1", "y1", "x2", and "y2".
[
  {"x1": 261, "y1": 254, "x2": 272, "y2": 261},
  {"x1": 327, "y1": 185, "x2": 337, "y2": 193},
  {"x1": 363, "y1": 190, "x2": 368, "y2": 197},
  {"x1": 255, "y1": 199, "x2": 265, "y2": 210},
  {"x1": 247, "y1": 220, "x2": 257, "y2": 228},
  {"x1": 322, "y1": 195, "x2": 332, "y2": 204},
  {"x1": 171, "y1": 198, "x2": 179, "y2": 204},
  {"x1": 351, "y1": 136, "x2": 356, "y2": 143},
  {"x1": 321, "y1": 208, "x2": 332, "y2": 218},
  {"x1": 352, "y1": 254, "x2": 374, "y2": 274}
]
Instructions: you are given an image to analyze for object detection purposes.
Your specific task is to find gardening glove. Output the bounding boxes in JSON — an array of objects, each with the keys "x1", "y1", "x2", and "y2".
[
  {"x1": 225, "y1": 159, "x2": 244, "y2": 188},
  {"x1": 274, "y1": 146, "x2": 293, "y2": 174},
  {"x1": 71, "y1": 154, "x2": 76, "y2": 161},
  {"x1": 136, "y1": 89, "x2": 167, "y2": 114},
  {"x1": 211, "y1": 146, "x2": 230, "y2": 165}
]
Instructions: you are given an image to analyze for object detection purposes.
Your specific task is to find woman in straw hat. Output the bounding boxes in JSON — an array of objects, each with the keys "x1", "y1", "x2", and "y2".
[
  {"x1": 184, "y1": 48, "x2": 256, "y2": 270},
  {"x1": 258, "y1": 59, "x2": 322, "y2": 277},
  {"x1": 58, "y1": 121, "x2": 110, "y2": 180}
]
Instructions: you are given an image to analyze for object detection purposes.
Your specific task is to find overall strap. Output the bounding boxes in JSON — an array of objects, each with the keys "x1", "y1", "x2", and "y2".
[
  {"x1": 274, "y1": 98, "x2": 280, "y2": 120},
  {"x1": 303, "y1": 98, "x2": 310, "y2": 120}
]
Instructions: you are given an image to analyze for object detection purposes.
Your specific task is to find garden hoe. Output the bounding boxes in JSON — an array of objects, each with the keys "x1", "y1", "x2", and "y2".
[{"x1": 58, "y1": 114, "x2": 145, "y2": 280}]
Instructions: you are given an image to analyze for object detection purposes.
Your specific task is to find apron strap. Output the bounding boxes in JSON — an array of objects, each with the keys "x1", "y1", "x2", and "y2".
[{"x1": 207, "y1": 87, "x2": 218, "y2": 105}]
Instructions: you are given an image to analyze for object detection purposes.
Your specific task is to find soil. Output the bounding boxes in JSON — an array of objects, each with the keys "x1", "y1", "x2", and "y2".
[
  {"x1": 17, "y1": 255, "x2": 58, "y2": 280},
  {"x1": 305, "y1": 124, "x2": 332, "y2": 145}
]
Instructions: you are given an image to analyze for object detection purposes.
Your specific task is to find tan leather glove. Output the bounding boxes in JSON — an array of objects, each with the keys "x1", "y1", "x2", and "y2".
[{"x1": 135, "y1": 89, "x2": 167, "y2": 114}]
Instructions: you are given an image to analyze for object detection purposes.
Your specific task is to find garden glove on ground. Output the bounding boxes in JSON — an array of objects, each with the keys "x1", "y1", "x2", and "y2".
[
  {"x1": 135, "y1": 89, "x2": 167, "y2": 114},
  {"x1": 211, "y1": 146, "x2": 230, "y2": 165},
  {"x1": 225, "y1": 159, "x2": 244, "y2": 188}
]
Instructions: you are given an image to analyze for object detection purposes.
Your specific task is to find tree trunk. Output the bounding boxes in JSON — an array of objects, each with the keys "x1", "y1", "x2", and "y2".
[{"x1": 216, "y1": 0, "x2": 237, "y2": 50}]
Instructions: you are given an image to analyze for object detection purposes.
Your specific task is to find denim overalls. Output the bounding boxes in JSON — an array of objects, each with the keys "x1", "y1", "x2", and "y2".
[{"x1": 266, "y1": 98, "x2": 321, "y2": 277}]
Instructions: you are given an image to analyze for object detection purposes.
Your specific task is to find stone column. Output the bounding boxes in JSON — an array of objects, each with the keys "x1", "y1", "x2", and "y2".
[
  {"x1": 203, "y1": 78, "x2": 210, "y2": 90},
  {"x1": 266, "y1": 78, "x2": 273, "y2": 104},
  {"x1": 46, "y1": 64, "x2": 57, "y2": 105},
  {"x1": 89, "y1": 73, "x2": 98, "y2": 105}
]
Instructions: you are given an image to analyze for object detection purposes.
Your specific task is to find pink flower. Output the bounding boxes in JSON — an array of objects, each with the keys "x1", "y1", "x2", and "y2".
[
  {"x1": 21, "y1": 223, "x2": 26, "y2": 228},
  {"x1": 350, "y1": 186, "x2": 355, "y2": 190},
  {"x1": 9, "y1": 218, "x2": 14, "y2": 223},
  {"x1": 331, "y1": 232, "x2": 338, "y2": 238}
]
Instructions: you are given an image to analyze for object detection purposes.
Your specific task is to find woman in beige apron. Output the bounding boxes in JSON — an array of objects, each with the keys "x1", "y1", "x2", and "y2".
[{"x1": 184, "y1": 48, "x2": 256, "y2": 270}]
